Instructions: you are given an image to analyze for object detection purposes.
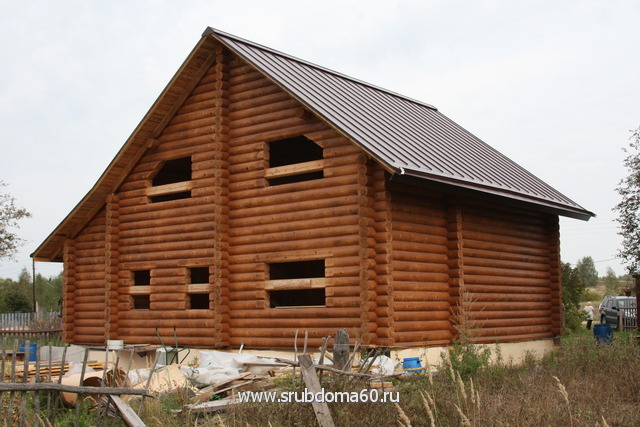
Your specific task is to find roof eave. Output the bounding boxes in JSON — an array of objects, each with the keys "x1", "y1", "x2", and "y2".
[{"x1": 395, "y1": 168, "x2": 595, "y2": 221}]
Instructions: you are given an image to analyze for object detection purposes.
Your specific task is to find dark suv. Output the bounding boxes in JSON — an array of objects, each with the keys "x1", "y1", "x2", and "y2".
[{"x1": 599, "y1": 296, "x2": 637, "y2": 329}]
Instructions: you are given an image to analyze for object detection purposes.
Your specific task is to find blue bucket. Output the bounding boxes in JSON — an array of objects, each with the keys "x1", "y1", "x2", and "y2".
[
  {"x1": 19, "y1": 344, "x2": 38, "y2": 362},
  {"x1": 594, "y1": 323, "x2": 613, "y2": 344},
  {"x1": 403, "y1": 357, "x2": 422, "y2": 373}
]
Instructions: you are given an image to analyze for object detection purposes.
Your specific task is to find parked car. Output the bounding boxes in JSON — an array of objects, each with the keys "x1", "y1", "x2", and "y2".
[{"x1": 599, "y1": 296, "x2": 637, "y2": 329}]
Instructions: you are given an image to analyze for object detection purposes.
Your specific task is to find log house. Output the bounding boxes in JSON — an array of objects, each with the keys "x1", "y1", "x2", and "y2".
[{"x1": 32, "y1": 28, "x2": 593, "y2": 350}]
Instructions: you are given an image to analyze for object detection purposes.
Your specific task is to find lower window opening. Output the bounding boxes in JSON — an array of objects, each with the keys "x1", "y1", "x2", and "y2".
[
  {"x1": 189, "y1": 293, "x2": 210, "y2": 310},
  {"x1": 132, "y1": 295, "x2": 150, "y2": 310},
  {"x1": 270, "y1": 288, "x2": 325, "y2": 308}
]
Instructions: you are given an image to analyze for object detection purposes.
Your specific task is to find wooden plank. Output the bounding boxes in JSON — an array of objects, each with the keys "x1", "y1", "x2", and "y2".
[
  {"x1": 110, "y1": 395, "x2": 146, "y2": 427},
  {"x1": 333, "y1": 329, "x2": 349, "y2": 371},
  {"x1": 298, "y1": 354, "x2": 335, "y2": 427},
  {"x1": 264, "y1": 159, "x2": 324, "y2": 179},
  {"x1": 264, "y1": 278, "x2": 326, "y2": 290},
  {"x1": 145, "y1": 181, "x2": 194, "y2": 197}
]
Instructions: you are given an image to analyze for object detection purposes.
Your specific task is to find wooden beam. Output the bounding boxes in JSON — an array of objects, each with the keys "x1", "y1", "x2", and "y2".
[
  {"x1": 297, "y1": 354, "x2": 335, "y2": 427},
  {"x1": 110, "y1": 395, "x2": 146, "y2": 427},
  {"x1": 264, "y1": 160, "x2": 324, "y2": 179}
]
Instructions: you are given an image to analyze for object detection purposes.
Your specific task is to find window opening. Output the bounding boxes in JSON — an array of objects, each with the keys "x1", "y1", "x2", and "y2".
[
  {"x1": 152, "y1": 157, "x2": 192, "y2": 186},
  {"x1": 149, "y1": 157, "x2": 192, "y2": 203},
  {"x1": 189, "y1": 294, "x2": 210, "y2": 310},
  {"x1": 267, "y1": 259, "x2": 326, "y2": 308},
  {"x1": 267, "y1": 136, "x2": 323, "y2": 186},
  {"x1": 270, "y1": 288, "x2": 325, "y2": 308},
  {"x1": 270, "y1": 260, "x2": 324, "y2": 280},
  {"x1": 133, "y1": 270, "x2": 151, "y2": 286},
  {"x1": 132, "y1": 294, "x2": 150, "y2": 310},
  {"x1": 189, "y1": 267, "x2": 209, "y2": 284}
]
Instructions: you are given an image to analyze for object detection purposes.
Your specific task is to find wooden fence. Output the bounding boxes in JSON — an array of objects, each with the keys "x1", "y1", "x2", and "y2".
[
  {"x1": 0, "y1": 338, "x2": 150, "y2": 425},
  {"x1": 620, "y1": 307, "x2": 638, "y2": 331},
  {"x1": 0, "y1": 312, "x2": 62, "y2": 347}
]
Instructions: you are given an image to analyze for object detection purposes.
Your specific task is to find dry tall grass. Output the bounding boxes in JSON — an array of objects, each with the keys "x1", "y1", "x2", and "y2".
[{"x1": 218, "y1": 333, "x2": 640, "y2": 426}]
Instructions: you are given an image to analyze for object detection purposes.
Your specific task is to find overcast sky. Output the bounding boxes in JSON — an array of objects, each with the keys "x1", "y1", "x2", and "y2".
[{"x1": 1, "y1": 0, "x2": 639, "y2": 280}]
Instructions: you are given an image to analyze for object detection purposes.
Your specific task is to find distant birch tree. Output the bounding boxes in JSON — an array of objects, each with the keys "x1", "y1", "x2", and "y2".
[
  {"x1": 614, "y1": 127, "x2": 640, "y2": 273},
  {"x1": 0, "y1": 181, "x2": 31, "y2": 260}
]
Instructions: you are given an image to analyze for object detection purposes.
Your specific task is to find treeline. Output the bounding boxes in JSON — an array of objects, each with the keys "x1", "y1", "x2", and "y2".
[{"x1": 0, "y1": 268, "x2": 62, "y2": 313}]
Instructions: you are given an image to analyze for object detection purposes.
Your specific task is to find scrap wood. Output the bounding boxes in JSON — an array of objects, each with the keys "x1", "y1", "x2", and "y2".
[
  {"x1": 10, "y1": 361, "x2": 105, "y2": 380},
  {"x1": 183, "y1": 398, "x2": 240, "y2": 414},
  {"x1": 298, "y1": 355, "x2": 335, "y2": 427},
  {"x1": 109, "y1": 395, "x2": 146, "y2": 427},
  {"x1": 0, "y1": 382, "x2": 153, "y2": 397},
  {"x1": 192, "y1": 372, "x2": 252, "y2": 403}
]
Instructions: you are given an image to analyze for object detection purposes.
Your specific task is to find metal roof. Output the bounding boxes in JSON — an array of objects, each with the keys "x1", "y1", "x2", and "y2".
[{"x1": 206, "y1": 27, "x2": 593, "y2": 220}]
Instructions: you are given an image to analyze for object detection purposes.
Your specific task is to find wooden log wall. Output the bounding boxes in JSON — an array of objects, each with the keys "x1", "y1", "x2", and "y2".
[
  {"x1": 65, "y1": 209, "x2": 107, "y2": 344},
  {"x1": 107, "y1": 51, "x2": 225, "y2": 347},
  {"x1": 460, "y1": 204, "x2": 555, "y2": 343},
  {"x1": 389, "y1": 184, "x2": 452, "y2": 347},
  {"x1": 226, "y1": 53, "x2": 364, "y2": 349},
  {"x1": 62, "y1": 41, "x2": 564, "y2": 349}
]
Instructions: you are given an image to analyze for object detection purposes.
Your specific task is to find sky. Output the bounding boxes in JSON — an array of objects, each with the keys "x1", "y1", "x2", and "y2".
[{"x1": 0, "y1": 0, "x2": 639, "y2": 280}]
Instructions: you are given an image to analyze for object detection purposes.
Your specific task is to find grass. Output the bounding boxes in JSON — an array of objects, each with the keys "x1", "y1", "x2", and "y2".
[
  {"x1": 3, "y1": 329, "x2": 640, "y2": 425},
  {"x1": 219, "y1": 330, "x2": 640, "y2": 426}
]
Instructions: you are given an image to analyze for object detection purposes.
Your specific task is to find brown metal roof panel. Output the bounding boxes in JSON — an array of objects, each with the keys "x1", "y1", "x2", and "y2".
[{"x1": 215, "y1": 30, "x2": 594, "y2": 220}]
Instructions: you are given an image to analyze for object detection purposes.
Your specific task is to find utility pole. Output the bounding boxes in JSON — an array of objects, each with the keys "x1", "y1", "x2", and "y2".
[{"x1": 32, "y1": 258, "x2": 37, "y2": 313}]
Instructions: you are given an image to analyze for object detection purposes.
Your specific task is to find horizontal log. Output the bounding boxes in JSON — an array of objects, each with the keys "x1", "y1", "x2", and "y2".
[
  {"x1": 464, "y1": 255, "x2": 550, "y2": 272},
  {"x1": 478, "y1": 317, "x2": 550, "y2": 328},
  {"x1": 230, "y1": 180, "x2": 359, "y2": 211},
  {"x1": 392, "y1": 271, "x2": 449, "y2": 283},
  {"x1": 229, "y1": 89, "x2": 291, "y2": 112},
  {"x1": 393, "y1": 330, "x2": 451, "y2": 343},
  {"x1": 462, "y1": 230, "x2": 548, "y2": 250},
  {"x1": 464, "y1": 239, "x2": 549, "y2": 258},
  {"x1": 394, "y1": 311, "x2": 449, "y2": 322},
  {"x1": 464, "y1": 265, "x2": 549, "y2": 280},
  {"x1": 120, "y1": 248, "x2": 216, "y2": 264},
  {"x1": 0, "y1": 383, "x2": 153, "y2": 398},
  {"x1": 463, "y1": 284, "x2": 551, "y2": 295},
  {"x1": 392, "y1": 260, "x2": 448, "y2": 274},
  {"x1": 394, "y1": 301, "x2": 451, "y2": 312},
  {"x1": 229, "y1": 235, "x2": 361, "y2": 256},
  {"x1": 117, "y1": 318, "x2": 216, "y2": 329},
  {"x1": 472, "y1": 309, "x2": 552, "y2": 320},
  {"x1": 228, "y1": 317, "x2": 361, "y2": 329},
  {"x1": 120, "y1": 230, "x2": 216, "y2": 248},
  {"x1": 230, "y1": 224, "x2": 359, "y2": 246},
  {"x1": 393, "y1": 320, "x2": 451, "y2": 332},
  {"x1": 391, "y1": 230, "x2": 448, "y2": 247},
  {"x1": 467, "y1": 301, "x2": 551, "y2": 311},
  {"x1": 464, "y1": 275, "x2": 550, "y2": 287},
  {"x1": 471, "y1": 292, "x2": 550, "y2": 303},
  {"x1": 463, "y1": 247, "x2": 549, "y2": 265},
  {"x1": 392, "y1": 250, "x2": 448, "y2": 265}
]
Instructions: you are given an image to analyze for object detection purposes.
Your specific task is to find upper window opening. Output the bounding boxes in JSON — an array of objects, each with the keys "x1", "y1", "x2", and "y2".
[
  {"x1": 133, "y1": 270, "x2": 151, "y2": 286},
  {"x1": 189, "y1": 267, "x2": 209, "y2": 284},
  {"x1": 152, "y1": 157, "x2": 192, "y2": 186},
  {"x1": 267, "y1": 136, "x2": 324, "y2": 186},
  {"x1": 269, "y1": 260, "x2": 325, "y2": 280}
]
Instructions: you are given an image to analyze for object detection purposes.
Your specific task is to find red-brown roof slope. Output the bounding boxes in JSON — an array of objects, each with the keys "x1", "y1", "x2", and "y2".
[{"x1": 207, "y1": 27, "x2": 593, "y2": 221}]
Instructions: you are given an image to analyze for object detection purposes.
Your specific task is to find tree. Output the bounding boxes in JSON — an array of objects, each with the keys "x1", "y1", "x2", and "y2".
[
  {"x1": 561, "y1": 262, "x2": 587, "y2": 332},
  {"x1": 576, "y1": 256, "x2": 599, "y2": 288},
  {"x1": 614, "y1": 126, "x2": 640, "y2": 273},
  {"x1": 0, "y1": 181, "x2": 31, "y2": 260},
  {"x1": 602, "y1": 266, "x2": 621, "y2": 294}
]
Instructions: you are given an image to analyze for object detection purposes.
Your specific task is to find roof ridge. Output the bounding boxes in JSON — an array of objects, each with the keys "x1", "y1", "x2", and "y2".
[{"x1": 203, "y1": 26, "x2": 437, "y2": 111}]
